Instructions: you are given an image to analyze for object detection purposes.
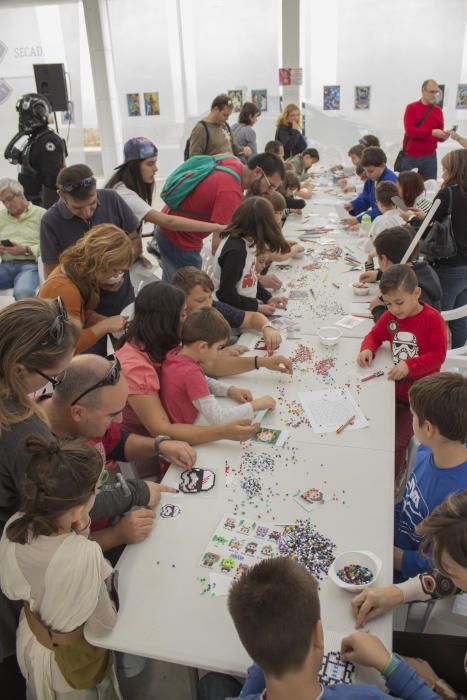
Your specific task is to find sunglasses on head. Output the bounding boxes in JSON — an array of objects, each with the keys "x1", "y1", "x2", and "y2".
[
  {"x1": 58, "y1": 176, "x2": 96, "y2": 193},
  {"x1": 70, "y1": 358, "x2": 121, "y2": 406},
  {"x1": 39, "y1": 297, "x2": 68, "y2": 347}
]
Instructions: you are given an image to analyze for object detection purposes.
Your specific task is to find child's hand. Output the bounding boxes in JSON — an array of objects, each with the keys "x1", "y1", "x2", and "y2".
[
  {"x1": 221, "y1": 344, "x2": 249, "y2": 357},
  {"x1": 114, "y1": 509, "x2": 155, "y2": 544},
  {"x1": 258, "y1": 303, "x2": 276, "y2": 315},
  {"x1": 259, "y1": 274, "x2": 282, "y2": 292},
  {"x1": 270, "y1": 296, "x2": 288, "y2": 309},
  {"x1": 357, "y1": 349, "x2": 374, "y2": 367},
  {"x1": 263, "y1": 326, "x2": 282, "y2": 352},
  {"x1": 261, "y1": 354, "x2": 293, "y2": 375},
  {"x1": 144, "y1": 482, "x2": 178, "y2": 508},
  {"x1": 228, "y1": 386, "x2": 253, "y2": 403},
  {"x1": 359, "y1": 270, "x2": 377, "y2": 284},
  {"x1": 340, "y1": 632, "x2": 391, "y2": 674},
  {"x1": 252, "y1": 395, "x2": 276, "y2": 411},
  {"x1": 343, "y1": 201, "x2": 353, "y2": 211},
  {"x1": 387, "y1": 361, "x2": 409, "y2": 381},
  {"x1": 222, "y1": 419, "x2": 260, "y2": 442},
  {"x1": 291, "y1": 244, "x2": 305, "y2": 255},
  {"x1": 158, "y1": 441, "x2": 197, "y2": 469}
]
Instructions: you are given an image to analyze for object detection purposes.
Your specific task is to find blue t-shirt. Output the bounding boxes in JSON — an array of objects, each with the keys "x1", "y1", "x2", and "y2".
[
  {"x1": 350, "y1": 166, "x2": 398, "y2": 220},
  {"x1": 227, "y1": 661, "x2": 438, "y2": 700},
  {"x1": 394, "y1": 443, "x2": 467, "y2": 580}
]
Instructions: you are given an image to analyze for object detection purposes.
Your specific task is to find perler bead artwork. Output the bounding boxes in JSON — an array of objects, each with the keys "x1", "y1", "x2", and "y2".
[{"x1": 319, "y1": 651, "x2": 355, "y2": 686}]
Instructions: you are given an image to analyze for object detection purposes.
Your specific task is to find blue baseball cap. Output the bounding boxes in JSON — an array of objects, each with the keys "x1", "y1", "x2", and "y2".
[{"x1": 115, "y1": 137, "x2": 158, "y2": 169}]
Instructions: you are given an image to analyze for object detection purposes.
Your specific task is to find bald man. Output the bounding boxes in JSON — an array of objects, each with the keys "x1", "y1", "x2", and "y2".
[
  {"x1": 400, "y1": 79, "x2": 449, "y2": 180},
  {"x1": 39, "y1": 354, "x2": 196, "y2": 552}
]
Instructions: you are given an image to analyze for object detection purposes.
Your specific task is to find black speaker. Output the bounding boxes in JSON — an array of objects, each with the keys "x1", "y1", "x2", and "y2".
[{"x1": 33, "y1": 63, "x2": 69, "y2": 112}]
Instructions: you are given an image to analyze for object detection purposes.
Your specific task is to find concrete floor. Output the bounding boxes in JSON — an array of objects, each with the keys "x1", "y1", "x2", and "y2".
[{"x1": 119, "y1": 659, "x2": 195, "y2": 700}]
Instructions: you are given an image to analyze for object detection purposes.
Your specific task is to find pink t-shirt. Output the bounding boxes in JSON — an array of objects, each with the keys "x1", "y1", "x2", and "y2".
[
  {"x1": 116, "y1": 341, "x2": 161, "y2": 436},
  {"x1": 160, "y1": 348, "x2": 210, "y2": 424}
]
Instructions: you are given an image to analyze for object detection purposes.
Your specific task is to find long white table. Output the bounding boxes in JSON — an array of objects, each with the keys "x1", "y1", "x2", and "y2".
[{"x1": 87, "y1": 178, "x2": 395, "y2": 693}]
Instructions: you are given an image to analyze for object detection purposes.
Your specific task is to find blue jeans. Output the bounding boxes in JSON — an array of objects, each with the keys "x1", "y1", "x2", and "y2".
[
  {"x1": 155, "y1": 227, "x2": 202, "y2": 282},
  {"x1": 0, "y1": 260, "x2": 39, "y2": 299},
  {"x1": 436, "y1": 263, "x2": 467, "y2": 348},
  {"x1": 400, "y1": 153, "x2": 437, "y2": 181}
]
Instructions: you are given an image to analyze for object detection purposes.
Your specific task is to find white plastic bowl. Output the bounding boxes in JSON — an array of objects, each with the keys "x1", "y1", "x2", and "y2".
[
  {"x1": 329, "y1": 550, "x2": 382, "y2": 592},
  {"x1": 351, "y1": 283, "x2": 370, "y2": 296},
  {"x1": 318, "y1": 326, "x2": 343, "y2": 347}
]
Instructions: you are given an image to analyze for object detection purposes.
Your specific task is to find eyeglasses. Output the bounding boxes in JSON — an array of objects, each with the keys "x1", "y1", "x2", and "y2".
[
  {"x1": 261, "y1": 169, "x2": 278, "y2": 192},
  {"x1": 58, "y1": 176, "x2": 96, "y2": 193},
  {"x1": 33, "y1": 368, "x2": 66, "y2": 389},
  {"x1": 70, "y1": 358, "x2": 121, "y2": 406},
  {"x1": 40, "y1": 297, "x2": 68, "y2": 347}
]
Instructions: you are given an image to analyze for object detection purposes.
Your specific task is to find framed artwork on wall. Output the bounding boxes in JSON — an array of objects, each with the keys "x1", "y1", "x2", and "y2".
[
  {"x1": 126, "y1": 93, "x2": 141, "y2": 117},
  {"x1": 456, "y1": 84, "x2": 467, "y2": 109},
  {"x1": 279, "y1": 68, "x2": 291, "y2": 86},
  {"x1": 354, "y1": 85, "x2": 370, "y2": 110},
  {"x1": 252, "y1": 89, "x2": 268, "y2": 112},
  {"x1": 144, "y1": 92, "x2": 160, "y2": 115},
  {"x1": 323, "y1": 85, "x2": 340, "y2": 110},
  {"x1": 437, "y1": 84, "x2": 445, "y2": 109},
  {"x1": 228, "y1": 89, "x2": 243, "y2": 112}
]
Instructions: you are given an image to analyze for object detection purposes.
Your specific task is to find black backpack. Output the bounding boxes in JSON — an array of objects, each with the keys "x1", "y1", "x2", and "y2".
[{"x1": 184, "y1": 120, "x2": 210, "y2": 161}]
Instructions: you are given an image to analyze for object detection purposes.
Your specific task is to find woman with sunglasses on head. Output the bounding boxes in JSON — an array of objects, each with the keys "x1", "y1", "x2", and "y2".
[
  {"x1": 0, "y1": 297, "x2": 79, "y2": 696},
  {"x1": 0, "y1": 435, "x2": 122, "y2": 700},
  {"x1": 38, "y1": 224, "x2": 133, "y2": 355}
]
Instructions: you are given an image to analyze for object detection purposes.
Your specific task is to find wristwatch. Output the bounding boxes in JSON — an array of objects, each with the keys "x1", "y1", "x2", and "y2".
[{"x1": 154, "y1": 435, "x2": 171, "y2": 455}]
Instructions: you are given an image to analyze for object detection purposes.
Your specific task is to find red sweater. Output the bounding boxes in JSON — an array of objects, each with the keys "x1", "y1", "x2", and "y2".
[
  {"x1": 360, "y1": 304, "x2": 447, "y2": 403},
  {"x1": 403, "y1": 101, "x2": 444, "y2": 157}
]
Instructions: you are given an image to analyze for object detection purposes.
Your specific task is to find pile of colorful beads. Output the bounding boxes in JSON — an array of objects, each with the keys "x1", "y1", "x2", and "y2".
[
  {"x1": 279, "y1": 519, "x2": 336, "y2": 580},
  {"x1": 336, "y1": 563, "x2": 373, "y2": 586}
]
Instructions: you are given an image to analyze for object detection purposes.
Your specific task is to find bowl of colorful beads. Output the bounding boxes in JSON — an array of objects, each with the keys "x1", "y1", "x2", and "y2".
[{"x1": 329, "y1": 550, "x2": 382, "y2": 592}]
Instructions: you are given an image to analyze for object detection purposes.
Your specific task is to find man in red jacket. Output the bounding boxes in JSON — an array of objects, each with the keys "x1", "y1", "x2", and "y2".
[{"x1": 400, "y1": 79, "x2": 449, "y2": 180}]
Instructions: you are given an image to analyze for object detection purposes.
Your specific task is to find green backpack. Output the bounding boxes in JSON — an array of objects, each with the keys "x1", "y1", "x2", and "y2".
[{"x1": 161, "y1": 155, "x2": 242, "y2": 215}]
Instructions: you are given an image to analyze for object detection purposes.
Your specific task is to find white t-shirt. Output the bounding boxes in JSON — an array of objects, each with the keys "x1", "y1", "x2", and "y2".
[
  {"x1": 112, "y1": 181, "x2": 152, "y2": 224},
  {"x1": 368, "y1": 209, "x2": 405, "y2": 240}
]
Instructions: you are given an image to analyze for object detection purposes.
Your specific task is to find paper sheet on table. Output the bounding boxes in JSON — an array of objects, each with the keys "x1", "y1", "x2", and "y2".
[
  {"x1": 335, "y1": 315, "x2": 366, "y2": 329},
  {"x1": 299, "y1": 387, "x2": 369, "y2": 433},
  {"x1": 334, "y1": 204, "x2": 352, "y2": 220}
]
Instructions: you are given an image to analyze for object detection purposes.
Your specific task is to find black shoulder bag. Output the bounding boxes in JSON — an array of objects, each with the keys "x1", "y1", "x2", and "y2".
[
  {"x1": 420, "y1": 187, "x2": 457, "y2": 260},
  {"x1": 394, "y1": 104, "x2": 435, "y2": 171}
]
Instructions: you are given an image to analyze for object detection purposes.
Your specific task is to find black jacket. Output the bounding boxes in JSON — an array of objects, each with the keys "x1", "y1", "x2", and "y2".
[{"x1": 372, "y1": 261, "x2": 442, "y2": 322}]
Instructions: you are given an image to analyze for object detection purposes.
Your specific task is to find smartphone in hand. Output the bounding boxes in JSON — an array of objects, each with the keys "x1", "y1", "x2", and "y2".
[{"x1": 391, "y1": 196, "x2": 409, "y2": 212}]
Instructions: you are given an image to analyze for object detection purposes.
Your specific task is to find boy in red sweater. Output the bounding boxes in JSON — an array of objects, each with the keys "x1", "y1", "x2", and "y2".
[{"x1": 357, "y1": 265, "x2": 447, "y2": 483}]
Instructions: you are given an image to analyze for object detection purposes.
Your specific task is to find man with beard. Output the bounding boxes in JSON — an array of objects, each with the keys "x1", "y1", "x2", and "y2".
[{"x1": 155, "y1": 153, "x2": 285, "y2": 281}]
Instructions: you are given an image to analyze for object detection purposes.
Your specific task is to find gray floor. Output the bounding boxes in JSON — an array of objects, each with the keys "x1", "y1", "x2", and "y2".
[{"x1": 119, "y1": 659, "x2": 194, "y2": 700}]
